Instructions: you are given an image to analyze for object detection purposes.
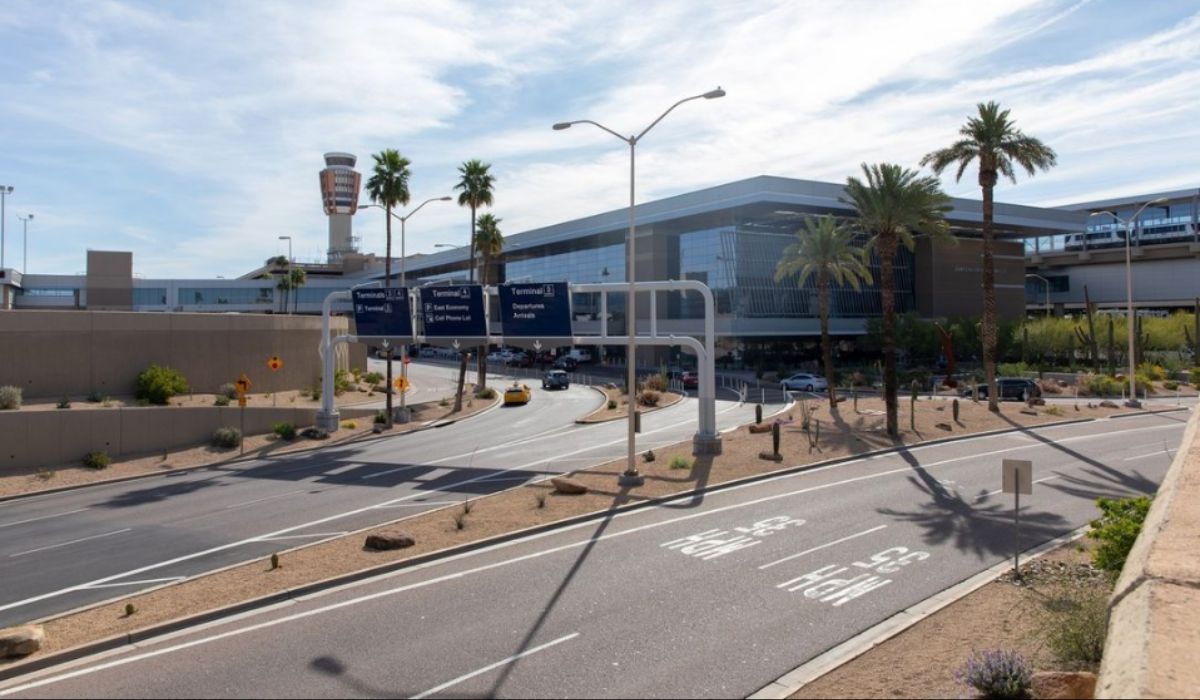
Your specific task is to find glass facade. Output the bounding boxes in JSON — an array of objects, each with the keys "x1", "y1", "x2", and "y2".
[
  {"x1": 179, "y1": 287, "x2": 273, "y2": 306},
  {"x1": 132, "y1": 288, "x2": 167, "y2": 306}
]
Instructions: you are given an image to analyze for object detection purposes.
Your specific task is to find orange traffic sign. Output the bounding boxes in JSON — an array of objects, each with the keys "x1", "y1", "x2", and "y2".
[
  {"x1": 394, "y1": 376, "x2": 411, "y2": 393},
  {"x1": 235, "y1": 373, "x2": 252, "y2": 396},
  {"x1": 267, "y1": 356, "x2": 283, "y2": 371}
]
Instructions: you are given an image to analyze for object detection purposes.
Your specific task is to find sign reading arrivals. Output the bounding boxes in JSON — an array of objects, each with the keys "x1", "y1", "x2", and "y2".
[
  {"x1": 499, "y1": 282, "x2": 573, "y2": 338},
  {"x1": 351, "y1": 288, "x2": 413, "y2": 338},
  {"x1": 420, "y1": 285, "x2": 487, "y2": 338}
]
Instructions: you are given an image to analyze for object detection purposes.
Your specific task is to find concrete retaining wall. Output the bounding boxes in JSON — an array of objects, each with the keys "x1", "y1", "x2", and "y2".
[
  {"x1": 0, "y1": 310, "x2": 351, "y2": 399},
  {"x1": 1097, "y1": 405, "x2": 1200, "y2": 698},
  {"x1": 0, "y1": 406, "x2": 378, "y2": 472}
]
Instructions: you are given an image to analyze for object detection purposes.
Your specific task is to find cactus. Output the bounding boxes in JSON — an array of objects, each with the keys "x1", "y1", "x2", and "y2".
[
  {"x1": 910, "y1": 380, "x2": 919, "y2": 431},
  {"x1": 1073, "y1": 286, "x2": 1100, "y2": 371},
  {"x1": 852, "y1": 386, "x2": 858, "y2": 411},
  {"x1": 1021, "y1": 325, "x2": 1029, "y2": 365},
  {"x1": 270, "y1": 553, "x2": 280, "y2": 570},
  {"x1": 799, "y1": 399, "x2": 812, "y2": 431},
  {"x1": 1068, "y1": 332, "x2": 1076, "y2": 372},
  {"x1": 808, "y1": 418, "x2": 819, "y2": 449},
  {"x1": 755, "y1": 403, "x2": 763, "y2": 425},
  {"x1": 952, "y1": 398, "x2": 960, "y2": 422},
  {"x1": 771, "y1": 421, "x2": 781, "y2": 456}
]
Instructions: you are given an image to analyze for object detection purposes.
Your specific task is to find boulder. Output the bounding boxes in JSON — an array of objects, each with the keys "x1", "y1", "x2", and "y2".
[
  {"x1": 364, "y1": 532, "x2": 416, "y2": 551},
  {"x1": 1020, "y1": 408, "x2": 1039, "y2": 416},
  {"x1": 1099, "y1": 400, "x2": 1119, "y2": 409},
  {"x1": 1031, "y1": 671, "x2": 1097, "y2": 699},
  {"x1": 748, "y1": 423, "x2": 772, "y2": 434},
  {"x1": 1027, "y1": 397, "x2": 1046, "y2": 406},
  {"x1": 0, "y1": 625, "x2": 44, "y2": 658},
  {"x1": 301, "y1": 427, "x2": 329, "y2": 440},
  {"x1": 551, "y1": 477, "x2": 588, "y2": 495},
  {"x1": 757, "y1": 451, "x2": 783, "y2": 462},
  {"x1": 935, "y1": 422, "x2": 953, "y2": 431}
]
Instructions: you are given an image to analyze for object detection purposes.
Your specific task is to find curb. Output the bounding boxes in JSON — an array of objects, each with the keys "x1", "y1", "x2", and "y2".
[
  {"x1": 574, "y1": 388, "x2": 686, "y2": 425},
  {"x1": 748, "y1": 526, "x2": 1092, "y2": 699},
  {"x1": 0, "y1": 410, "x2": 1150, "y2": 683},
  {"x1": 0, "y1": 398, "x2": 502, "y2": 506}
]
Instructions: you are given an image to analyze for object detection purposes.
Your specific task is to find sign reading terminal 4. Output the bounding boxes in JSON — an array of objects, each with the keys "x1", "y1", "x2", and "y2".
[{"x1": 351, "y1": 288, "x2": 413, "y2": 338}]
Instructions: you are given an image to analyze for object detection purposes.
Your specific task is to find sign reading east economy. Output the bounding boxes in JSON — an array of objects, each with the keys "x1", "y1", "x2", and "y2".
[
  {"x1": 351, "y1": 287, "x2": 413, "y2": 338},
  {"x1": 499, "y1": 282, "x2": 573, "y2": 338},
  {"x1": 420, "y1": 285, "x2": 487, "y2": 338}
]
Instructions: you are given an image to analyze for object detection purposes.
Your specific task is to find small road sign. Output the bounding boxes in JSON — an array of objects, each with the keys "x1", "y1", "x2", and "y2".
[
  {"x1": 1002, "y1": 458, "x2": 1034, "y2": 578},
  {"x1": 394, "y1": 376, "x2": 411, "y2": 393},
  {"x1": 267, "y1": 356, "x2": 283, "y2": 371}
]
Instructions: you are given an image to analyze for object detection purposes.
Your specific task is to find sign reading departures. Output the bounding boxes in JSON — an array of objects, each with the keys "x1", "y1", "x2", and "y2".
[
  {"x1": 499, "y1": 282, "x2": 573, "y2": 338},
  {"x1": 352, "y1": 288, "x2": 413, "y2": 338},
  {"x1": 420, "y1": 285, "x2": 487, "y2": 339}
]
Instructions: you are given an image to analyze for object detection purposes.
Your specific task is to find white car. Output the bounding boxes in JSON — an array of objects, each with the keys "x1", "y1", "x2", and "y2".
[{"x1": 780, "y1": 373, "x2": 828, "y2": 392}]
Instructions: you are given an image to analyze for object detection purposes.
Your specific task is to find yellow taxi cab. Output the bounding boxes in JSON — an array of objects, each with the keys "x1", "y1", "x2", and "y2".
[{"x1": 503, "y1": 383, "x2": 532, "y2": 406}]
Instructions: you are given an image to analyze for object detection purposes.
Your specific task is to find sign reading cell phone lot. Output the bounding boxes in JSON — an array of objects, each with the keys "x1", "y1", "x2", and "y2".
[
  {"x1": 420, "y1": 285, "x2": 486, "y2": 340},
  {"x1": 351, "y1": 288, "x2": 413, "y2": 338},
  {"x1": 499, "y1": 282, "x2": 572, "y2": 338}
]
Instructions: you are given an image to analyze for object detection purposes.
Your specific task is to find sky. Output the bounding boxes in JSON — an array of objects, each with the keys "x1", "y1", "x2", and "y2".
[{"x1": 1, "y1": 0, "x2": 1197, "y2": 279}]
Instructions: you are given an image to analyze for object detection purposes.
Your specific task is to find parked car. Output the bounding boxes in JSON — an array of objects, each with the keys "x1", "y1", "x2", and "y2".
[
  {"x1": 960, "y1": 377, "x2": 1041, "y2": 401},
  {"x1": 503, "y1": 383, "x2": 532, "y2": 405},
  {"x1": 681, "y1": 371, "x2": 699, "y2": 390},
  {"x1": 780, "y1": 373, "x2": 828, "y2": 392},
  {"x1": 553, "y1": 356, "x2": 579, "y2": 371},
  {"x1": 542, "y1": 370, "x2": 570, "y2": 390}
]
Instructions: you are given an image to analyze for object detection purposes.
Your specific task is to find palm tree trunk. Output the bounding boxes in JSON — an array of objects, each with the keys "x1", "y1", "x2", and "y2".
[
  {"x1": 981, "y1": 182, "x2": 999, "y2": 413},
  {"x1": 818, "y1": 270, "x2": 837, "y2": 409},
  {"x1": 879, "y1": 236, "x2": 899, "y2": 437},
  {"x1": 476, "y1": 253, "x2": 488, "y2": 391},
  {"x1": 453, "y1": 350, "x2": 467, "y2": 413},
  {"x1": 385, "y1": 208, "x2": 395, "y2": 428}
]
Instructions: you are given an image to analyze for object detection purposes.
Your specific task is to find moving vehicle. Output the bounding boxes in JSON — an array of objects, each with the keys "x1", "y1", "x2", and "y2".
[
  {"x1": 681, "y1": 371, "x2": 699, "y2": 390},
  {"x1": 542, "y1": 370, "x2": 570, "y2": 390},
  {"x1": 553, "y1": 356, "x2": 579, "y2": 371},
  {"x1": 960, "y1": 377, "x2": 1041, "y2": 401},
  {"x1": 780, "y1": 373, "x2": 828, "y2": 392},
  {"x1": 566, "y1": 348, "x2": 593, "y2": 364},
  {"x1": 504, "y1": 383, "x2": 532, "y2": 405}
]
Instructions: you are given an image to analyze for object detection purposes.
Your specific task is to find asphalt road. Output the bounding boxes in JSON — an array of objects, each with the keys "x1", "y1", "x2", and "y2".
[
  {"x1": 2, "y1": 410, "x2": 1187, "y2": 699},
  {"x1": 0, "y1": 362, "x2": 764, "y2": 627}
]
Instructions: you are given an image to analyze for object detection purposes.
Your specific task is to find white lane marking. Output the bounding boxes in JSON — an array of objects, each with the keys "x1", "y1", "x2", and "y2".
[
  {"x1": 223, "y1": 490, "x2": 306, "y2": 510},
  {"x1": 370, "y1": 501, "x2": 459, "y2": 509},
  {"x1": 0, "y1": 418, "x2": 1180, "y2": 696},
  {"x1": 0, "y1": 508, "x2": 89, "y2": 530},
  {"x1": 758, "y1": 525, "x2": 888, "y2": 571},
  {"x1": 1124, "y1": 449, "x2": 1169, "y2": 461},
  {"x1": 82, "y1": 577, "x2": 185, "y2": 590},
  {"x1": 253, "y1": 532, "x2": 348, "y2": 543},
  {"x1": 410, "y1": 632, "x2": 581, "y2": 699},
  {"x1": 8, "y1": 529, "x2": 132, "y2": 558}
]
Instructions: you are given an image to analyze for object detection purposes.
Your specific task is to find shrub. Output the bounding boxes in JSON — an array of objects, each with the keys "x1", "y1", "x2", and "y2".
[
  {"x1": 342, "y1": 420, "x2": 357, "y2": 429},
  {"x1": 1037, "y1": 585, "x2": 1108, "y2": 670},
  {"x1": 643, "y1": 449, "x2": 656, "y2": 463},
  {"x1": 214, "y1": 395, "x2": 230, "y2": 406},
  {"x1": 476, "y1": 387, "x2": 497, "y2": 399},
  {"x1": 643, "y1": 373, "x2": 669, "y2": 392},
  {"x1": 56, "y1": 396, "x2": 71, "y2": 409},
  {"x1": 374, "y1": 410, "x2": 387, "y2": 425},
  {"x1": 212, "y1": 426, "x2": 242, "y2": 449},
  {"x1": 1036, "y1": 379, "x2": 1062, "y2": 394},
  {"x1": 272, "y1": 422, "x2": 297, "y2": 441},
  {"x1": 333, "y1": 369, "x2": 355, "y2": 395},
  {"x1": 607, "y1": 399, "x2": 617, "y2": 410},
  {"x1": 1083, "y1": 374, "x2": 1120, "y2": 397},
  {"x1": 135, "y1": 365, "x2": 190, "y2": 405},
  {"x1": 1088, "y1": 495, "x2": 1153, "y2": 575},
  {"x1": 1139, "y1": 363, "x2": 1168, "y2": 382},
  {"x1": 1126, "y1": 373, "x2": 1157, "y2": 395},
  {"x1": 1164, "y1": 380, "x2": 1180, "y2": 391},
  {"x1": 82, "y1": 451, "x2": 111, "y2": 470},
  {"x1": 1044, "y1": 405, "x2": 1064, "y2": 417},
  {"x1": 86, "y1": 390, "x2": 103, "y2": 403},
  {"x1": 0, "y1": 385, "x2": 22, "y2": 410},
  {"x1": 439, "y1": 397, "x2": 449, "y2": 407},
  {"x1": 218, "y1": 383, "x2": 238, "y2": 399},
  {"x1": 310, "y1": 386, "x2": 322, "y2": 401},
  {"x1": 998, "y1": 362, "x2": 1030, "y2": 377},
  {"x1": 350, "y1": 367, "x2": 363, "y2": 381},
  {"x1": 637, "y1": 390, "x2": 661, "y2": 407},
  {"x1": 669, "y1": 456, "x2": 692, "y2": 471},
  {"x1": 955, "y1": 649, "x2": 1032, "y2": 700},
  {"x1": 363, "y1": 371, "x2": 384, "y2": 386}
]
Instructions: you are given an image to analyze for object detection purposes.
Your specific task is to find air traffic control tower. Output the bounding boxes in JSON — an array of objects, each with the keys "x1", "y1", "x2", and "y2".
[{"x1": 319, "y1": 152, "x2": 362, "y2": 263}]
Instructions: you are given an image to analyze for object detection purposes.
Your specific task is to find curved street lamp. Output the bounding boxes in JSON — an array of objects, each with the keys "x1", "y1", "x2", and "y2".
[
  {"x1": 553, "y1": 87, "x2": 725, "y2": 486},
  {"x1": 18, "y1": 214, "x2": 33, "y2": 273}
]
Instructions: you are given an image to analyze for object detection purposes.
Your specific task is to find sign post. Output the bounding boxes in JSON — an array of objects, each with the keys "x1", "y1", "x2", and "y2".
[
  {"x1": 267, "y1": 356, "x2": 282, "y2": 406},
  {"x1": 235, "y1": 373, "x2": 252, "y2": 456},
  {"x1": 1002, "y1": 458, "x2": 1033, "y2": 578}
]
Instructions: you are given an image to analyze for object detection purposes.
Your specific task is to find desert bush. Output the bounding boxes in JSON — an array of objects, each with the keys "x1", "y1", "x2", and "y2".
[
  {"x1": 0, "y1": 385, "x2": 22, "y2": 410},
  {"x1": 272, "y1": 422, "x2": 297, "y2": 441},
  {"x1": 1044, "y1": 405, "x2": 1064, "y2": 417},
  {"x1": 669, "y1": 456, "x2": 692, "y2": 470},
  {"x1": 1088, "y1": 495, "x2": 1153, "y2": 575},
  {"x1": 643, "y1": 449, "x2": 656, "y2": 463},
  {"x1": 333, "y1": 369, "x2": 355, "y2": 395},
  {"x1": 136, "y1": 365, "x2": 189, "y2": 405},
  {"x1": 350, "y1": 367, "x2": 363, "y2": 381},
  {"x1": 363, "y1": 371, "x2": 384, "y2": 385},
  {"x1": 998, "y1": 362, "x2": 1031, "y2": 377},
  {"x1": 56, "y1": 396, "x2": 71, "y2": 409},
  {"x1": 218, "y1": 382, "x2": 238, "y2": 399},
  {"x1": 1163, "y1": 380, "x2": 1180, "y2": 391},
  {"x1": 211, "y1": 426, "x2": 242, "y2": 449},
  {"x1": 955, "y1": 649, "x2": 1032, "y2": 700},
  {"x1": 637, "y1": 390, "x2": 661, "y2": 407},
  {"x1": 607, "y1": 399, "x2": 617, "y2": 410},
  {"x1": 643, "y1": 373, "x2": 669, "y2": 392},
  {"x1": 310, "y1": 385, "x2": 322, "y2": 401},
  {"x1": 342, "y1": 420, "x2": 358, "y2": 429},
  {"x1": 82, "y1": 451, "x2": 111, "y2": 470},
  {"x1": 476, "y1": 387, "x2": 497, "y2": 399},
  {"x1": 1036, "y1": 584, "x2": 1108, "y2": 671},
  {"x1": 1139, "y1": 363, "x2": 1168, "y2": 382},
  {"x1": 374, "y1": 411, "x2": 387, "y2": 425},
  {"x1": 1083, "y1": 374, "x2": 1120, "y2": 397},
  {"x1": 214, "y1": 395, "x2": 230, "y2": 406}
]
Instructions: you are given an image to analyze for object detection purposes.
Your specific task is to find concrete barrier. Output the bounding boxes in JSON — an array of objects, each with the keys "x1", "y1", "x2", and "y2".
[{"x1": 1097, "y1": 405, "x2": 1200, "y2": 698}]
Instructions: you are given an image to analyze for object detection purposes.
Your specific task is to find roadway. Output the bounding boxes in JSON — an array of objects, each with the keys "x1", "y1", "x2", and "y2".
[
  {"x1": 1, "y1": 410, "x2": 1187, "y2": 698},
  {"x1": 0, "y1": 361, "x2": 765, "y2": 628}
]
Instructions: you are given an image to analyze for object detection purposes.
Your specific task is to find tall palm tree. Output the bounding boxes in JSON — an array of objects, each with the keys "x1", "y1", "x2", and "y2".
[
  {"x1": 454, "y1": 159, "x2": 496, "y2": 392},
  {"x1": 921, "y1": 102, "x2": 1057, "y2": 412},
  {"x1": 474, "y1": 213, "x2": 505, "y2": 286},
  {"x1": 265, "y1": 255, "x2": 289, "y2": 312},
  {"x1": 274, "y1": 275, "x2": 291, "y2": 314},
  {"x1": 775, "y1": 215, "x2": 873, "y2": 409},
  {"x1": 289, "y1": 267, "x2": 307, "y2": 314},
  {"x1": 843, "y1": 163, "x2": 952, "y2": 437},
  {"x1": 365, "y1": 149, "x2": 412, "y2": 428}
]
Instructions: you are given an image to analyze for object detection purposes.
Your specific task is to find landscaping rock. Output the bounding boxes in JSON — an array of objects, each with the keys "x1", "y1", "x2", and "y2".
[
  {"x1": 301, "y1": 427, "x2": 329, "y2": 440},
  {"x1": 364, "y1": 532, "x2": 416, "y2": 551},
  {"x1": 757, "y1": 451, "x2": 783, "y2": 462},
  {"x1": 748, "y1": 423, "x2": 772, "y2": 434},
  {"x1": 1027, "y1": 397, "x2": 1046, "y2": 406},
  {"x1": 551, "y1": 477, "x2": 588, "y2": 495},
  {"x1": 0, "y1": 625, "x2": 44, "y2": 658},
  {"x1": 1020, "y1": 408, "x2": 1039, "y2": 416},
  {"x1": 1031, "y1": 671, "x2": 1097, "y2": 699},
  {"x1": 935, "y1": 422, "x2": 952, "y2": 431},
  {"x1": 1099, "y1": 400, "x2": 1119, "y2": 408}
]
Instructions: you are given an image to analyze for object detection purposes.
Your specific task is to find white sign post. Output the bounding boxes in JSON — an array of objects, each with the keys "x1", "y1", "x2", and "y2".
[{"x1": 1002, "y1": 459, "x2": 1033, "y2": 577}]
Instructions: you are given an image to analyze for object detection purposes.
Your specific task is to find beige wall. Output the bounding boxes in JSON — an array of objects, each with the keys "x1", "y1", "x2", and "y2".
[
  {"x1": 0, "y1": 310, "x2": 350, "y2": 399},
  {"x1": 0, "y1": 405, "x2": 379, "y2": 472},
  {"x1": 86, "y1": 251, "x2": 133, "y2": 311},
  {"x1": 915, "y1": 238, "x2": 1025, "y2": 320}
]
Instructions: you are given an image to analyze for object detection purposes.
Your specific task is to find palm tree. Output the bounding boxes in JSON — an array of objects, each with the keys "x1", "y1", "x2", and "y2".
[
  {"x1": 289, "y1": 267, "x2": 307, "y2": 314},
  {"x1": 265, "y1": 256, "x2": 289, "y2": 312},
  {"x1": 454, "y1": 159, "x2": 496, "y2": 393},
  {"x1": 365, "y1": 149, "x2": 412, "y2": 428},
  {"x1": 775, "y1": 215, "x2": 872, "y2": 409},
  {"x1": 843, "y1": 163, "x2": 952, "y2": 437},
  {"x1": 921, "y1": 102, "x2": 1057, "y2": 412},
  {"x1": 474, "y1": 213, "x2": 505, "y2": 286},
  {"x1": 274, "y1": 275, "x2": 291, "y2": 314}
]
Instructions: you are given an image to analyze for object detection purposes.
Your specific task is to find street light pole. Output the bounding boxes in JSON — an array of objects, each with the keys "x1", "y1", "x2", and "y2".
[
  {"x1": 1025, "y1": 273, "x2": 1050, "y2": 315},
  {"x1": 0, "y1": 185, "x2": 13, "y2": 269},
  {"x1": 18, "y1": 214, "x2": 33, "y2": 273},
  {"x1": 553, "y1": 87, "x2": 725, "y2": 487},
  {"x1": 1088, "y1": 197, "x2": 1167, "y2": 408}
]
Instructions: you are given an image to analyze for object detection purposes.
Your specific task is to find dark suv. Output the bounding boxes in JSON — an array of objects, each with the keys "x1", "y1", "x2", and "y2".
[
  {"x1": 542, "y1": 370, "x2": 570, "y2": 390},
  {"x1": 961, "y1": 377, "x2": 1041, "y2": 401}
]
